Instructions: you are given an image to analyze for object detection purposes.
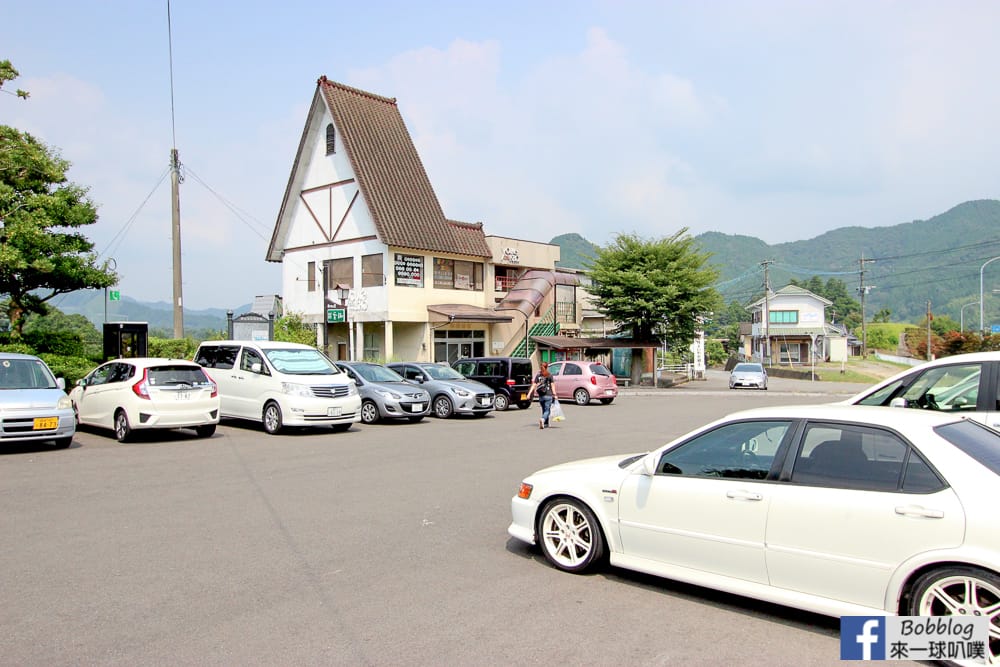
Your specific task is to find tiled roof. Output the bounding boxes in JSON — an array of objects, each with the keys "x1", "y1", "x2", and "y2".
[{"x1": 317, "y1": 77, "x2": 490, "y2": 258}]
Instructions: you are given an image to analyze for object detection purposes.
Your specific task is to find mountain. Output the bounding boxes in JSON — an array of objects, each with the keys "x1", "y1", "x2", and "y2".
[
  {"x1": 549, "y1": 200, "x2": 1000, "y2": 324},
  {"x1": 552, "y1": 233, "x2": 599, "y2": 270},
  {"x1": 51, "y1": 290, "x2": 247, "y2": 336}
]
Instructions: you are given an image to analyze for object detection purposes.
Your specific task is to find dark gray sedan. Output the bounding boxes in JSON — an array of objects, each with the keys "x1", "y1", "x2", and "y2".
[{"x1": 335, "y1": 361, "x2": 431, "y2": 424}]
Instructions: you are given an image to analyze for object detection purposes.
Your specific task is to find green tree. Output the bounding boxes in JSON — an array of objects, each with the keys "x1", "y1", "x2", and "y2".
[
  {"x1": 273, "y1": 311, "x2": 317, "y2": 346},
  {"x1": 872, "y1": 308, "x2": 891, "y2": 323},
  {"x1": 0, "y1": 63, "x2": 116, "y2": 338},
  {"x1": 587, "y1": 230, "x2": 720, "y2": 381},
  {"x1": 0, "y1": 60, "x2": 30, "y2": 100}
]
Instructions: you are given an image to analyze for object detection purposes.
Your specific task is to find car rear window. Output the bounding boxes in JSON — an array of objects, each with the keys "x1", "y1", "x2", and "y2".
[
  {"x1": 511, "y1": 361, "x2": 533, "y2": 380},
  {"x1": 934, "y1": 419, "x2": 1000, "y2": 476},
  {"x1": 147, "y1": 365, "x2": 213, "y2": 387},
  {"x1": 589, "y1": 364, "x2": 612, "y2": 376}
]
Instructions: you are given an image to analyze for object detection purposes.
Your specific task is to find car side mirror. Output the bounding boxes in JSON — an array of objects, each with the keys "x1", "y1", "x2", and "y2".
[
  {"x1": 889, "y1": 397, "x2": 908, "y2": 408},
  {"x1": 76, "y1": 378, "x2": 86, "y2": 388},
  {"x1": 640, "y1": 452, "x2": 657, "y2": 476},
  {"x1": 250, "y1": 362, "x2": 262, "y2": 374},
  {"x1": 57, "y1": 377, "x2": 66, "y2": 390}
]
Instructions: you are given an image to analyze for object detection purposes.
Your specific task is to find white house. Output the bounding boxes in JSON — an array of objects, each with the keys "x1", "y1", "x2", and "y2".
[{"x1": 744, "y1": 284, "x2": 848, "y2": 364}]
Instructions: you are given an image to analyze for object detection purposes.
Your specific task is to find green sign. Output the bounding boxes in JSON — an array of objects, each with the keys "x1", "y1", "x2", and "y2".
[
  {"x1": 326, "y1": 308, "x2": 346, "y2": 323},
  {"x1": 109, "y1": 290, "x2": 121, "y2": 301}
]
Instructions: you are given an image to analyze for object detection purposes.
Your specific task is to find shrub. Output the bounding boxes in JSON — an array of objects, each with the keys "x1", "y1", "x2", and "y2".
[
  {"x1": 38, "y1": 354, "x2": 96, "y2": 386},
  {"x1": 148, "y1": 336, "x2": 197, "y2": 360}
]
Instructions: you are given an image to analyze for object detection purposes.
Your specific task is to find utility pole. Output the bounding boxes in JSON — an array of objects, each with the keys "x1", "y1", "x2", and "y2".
[
  {"x1": 857, "y1": 255, "x2": 876, "y2": 358},
  {"x1": 170, "y1": 148, "x2": 184, "y2": 339},
  {"x1": 926, "y1": 301, "x2": 933, "y2": 361},
  {"x1": 760, "y1": 259, "x2": 773, "y2": 365}
]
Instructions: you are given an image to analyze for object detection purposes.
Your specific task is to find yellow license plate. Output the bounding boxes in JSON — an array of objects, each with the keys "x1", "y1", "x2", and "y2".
[
  {"x1": 519, "y1": 393, "x2": 527, "y2": 400},
  {"x1": 33, "y1": 417, "x2": 59, "y2": 430}
]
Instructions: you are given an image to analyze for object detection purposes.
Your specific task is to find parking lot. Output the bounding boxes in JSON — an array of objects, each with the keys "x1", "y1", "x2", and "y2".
[{"x1": 1, "y1": 372, "x2": 919, "y2": 666}]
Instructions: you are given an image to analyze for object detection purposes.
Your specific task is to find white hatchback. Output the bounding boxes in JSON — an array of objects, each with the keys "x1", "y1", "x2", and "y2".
[{"x1": 70, "y1": 358, "x2": 219, "y2": 442}]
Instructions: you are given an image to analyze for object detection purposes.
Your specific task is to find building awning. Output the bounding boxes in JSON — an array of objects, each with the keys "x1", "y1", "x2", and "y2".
[
  {"x1": 531, "y1": 335, "x2": 660, "y2": 350},
  {"x1": 427, "y1": 304, "x2": 514, "y2": 323}
]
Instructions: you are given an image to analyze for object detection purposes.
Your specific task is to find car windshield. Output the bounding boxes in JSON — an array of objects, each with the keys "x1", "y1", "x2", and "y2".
[
  {"x1": 354, "y1": 364, "x2": 404, "y2": 383},
  {"x1": 420, "y1": 364, "x2": 466, "y2": 380},
  {"x1": 263, "y1": 348, "x2": 339, "y2": 375},
  {"x1": 734, "y1": 364, "x2": 763, "y2": 373},
  {"x1": 0, "y1": 358, "x2": 58, "y2": 390},
  {"x1": 147, "y1": 365, "x2": 214, "y2": 387}
]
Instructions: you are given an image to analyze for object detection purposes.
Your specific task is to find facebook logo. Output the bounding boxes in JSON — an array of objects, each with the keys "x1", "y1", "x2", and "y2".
[{"x1": 841, "y1": 616, "x2": 886, "y2": 660}]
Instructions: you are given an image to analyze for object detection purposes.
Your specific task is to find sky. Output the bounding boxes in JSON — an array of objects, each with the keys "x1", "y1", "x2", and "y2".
[{"x1": 4, "y1": 1, "x2": 1000, "y2": 311}]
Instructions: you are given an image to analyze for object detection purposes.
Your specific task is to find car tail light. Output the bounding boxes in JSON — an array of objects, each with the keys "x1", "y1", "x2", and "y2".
[
  {"x1": 506, "y1": 378, "x2": 515, "y2": 386},
  {"x1": 517, "y1": 483, "x2": 533, "y2": 499},
  {"x1": 204, "y1": 371, "x2": 218, "y2": 398},
  {"x1": 590, "y1": 375, "x2": 597, "y2": 385},
  {"x1": 611, "y1": 375, "x2": 617, "y2": 385},
  {"x1": 131, "y1": 369, "x2": 151, "y2": 400}
]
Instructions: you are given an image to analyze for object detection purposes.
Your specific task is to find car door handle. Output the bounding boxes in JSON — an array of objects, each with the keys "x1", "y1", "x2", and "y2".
[
  {"x1": 726, "y1": 490, "x2": 763, "y2": 501},
  {"x1": 894, "y1": 505, "x2": 945, "y2": 519}
]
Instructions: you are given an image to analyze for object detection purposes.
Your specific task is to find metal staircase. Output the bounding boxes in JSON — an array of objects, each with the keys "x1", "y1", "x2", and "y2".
[{"x1": 512, "y1": 306, "x2": 558, "y2": 357}]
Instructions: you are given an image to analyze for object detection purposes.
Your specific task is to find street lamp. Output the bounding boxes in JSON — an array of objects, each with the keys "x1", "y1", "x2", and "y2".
[
  {"x1": 961, "y1": 301, "x2": 980, "y2": 332},
  {"x1": 335, "y1": 283, "x2": 350, "y2": 307},
  {"x1": 336, "y1": 284, "x2": 352, "y2": 361},
  {"x1": 981, "y1": 257, "x2": 1000, "y2": 335}
]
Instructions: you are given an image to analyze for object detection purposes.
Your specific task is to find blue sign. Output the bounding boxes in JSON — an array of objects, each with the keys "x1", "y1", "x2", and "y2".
[
  {"x1": 992, "y1": 324, "x2": 1000, "y2": 334},
  {"x1": 841, "y1": 616, "x2": 886, "y2": 660}
]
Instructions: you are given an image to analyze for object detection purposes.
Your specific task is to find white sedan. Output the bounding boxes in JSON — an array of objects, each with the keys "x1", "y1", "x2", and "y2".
[
  {"x1": 509, "y1": 404, "x2": 1000, "y2": 665},
  {"x1": 70, "y1": 358, "x2": 220, "y2": 442}
]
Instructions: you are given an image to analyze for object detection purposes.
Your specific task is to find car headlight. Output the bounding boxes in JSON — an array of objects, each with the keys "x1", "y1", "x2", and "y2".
[
  {"x1": 281, "y1": 382, "x2": 313, "y2": 397},
  {"x1": 347, "y1": 383, "x2": 358, "y2": 396},
  {"x1": 57, "y1": 395, "x2": 72, "y2": 410},
  {"x1": 376, "y1": 389, "x2": 402, "y2": 400},
  {"x1": 450, "y1": 387, "x2": 471, "y2": 397}
]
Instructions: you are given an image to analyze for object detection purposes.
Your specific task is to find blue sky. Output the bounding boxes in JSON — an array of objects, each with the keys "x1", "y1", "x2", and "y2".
[{"x1": 4, "y1": 1, "x2": 1000, "y2": 310}]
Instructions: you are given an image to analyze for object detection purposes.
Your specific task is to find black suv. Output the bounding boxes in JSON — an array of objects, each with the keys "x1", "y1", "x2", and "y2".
[{"x1": 451, "y1": 357, "x2": 533, "y2": 411}]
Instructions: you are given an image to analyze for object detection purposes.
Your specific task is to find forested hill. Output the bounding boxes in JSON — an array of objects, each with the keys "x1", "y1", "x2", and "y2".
[
  {"x1": 694, "y1": 199, "x2": 1000, "y2": 323},
  {"x1": 550, "y1": 200, "x2": 1000, "y2": 324}
]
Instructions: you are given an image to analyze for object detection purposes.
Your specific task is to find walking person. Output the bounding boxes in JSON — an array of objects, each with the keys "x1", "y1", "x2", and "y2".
[{"x1": 527, "y1": 362, "x2": 554, "y2": 429}]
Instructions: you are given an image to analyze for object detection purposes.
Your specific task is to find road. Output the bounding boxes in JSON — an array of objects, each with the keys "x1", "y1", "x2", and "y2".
[{"x1": 0, "y1": 372, "x2": 921, "y2": 666}]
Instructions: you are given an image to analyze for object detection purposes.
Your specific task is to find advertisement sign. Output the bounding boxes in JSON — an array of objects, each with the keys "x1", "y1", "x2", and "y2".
[{"x1": 394, "y1": 254, "x2": 423, "y2": 287}]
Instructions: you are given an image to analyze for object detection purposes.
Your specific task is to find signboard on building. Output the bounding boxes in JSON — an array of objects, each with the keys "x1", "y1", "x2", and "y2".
[
  {"x1": 327, "y1": 308, "x2": 346, "y2": 323},
  {"x1": 394, "y1": 254, "x2": 423, "y2": 287}
]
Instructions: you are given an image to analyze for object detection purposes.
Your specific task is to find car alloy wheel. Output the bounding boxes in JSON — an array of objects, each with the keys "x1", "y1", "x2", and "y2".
[
  {"x1": 493, "y1": 393, "x2": 510, "y2": 411},
  {"x1": 262, "y1": 402, "x2": 283, "y2": 435},
  {"x1": 433, "y1": 395, "x2": 454, "y2": 419},
  {"x1": 360, "y1": 400, "x2": 380, "y2": 424},
  {"x1": 573, "y1": 388, "x2": 590, "y2": 406},
  {"x1": 538, "y1": 499, "x2": 605, "y2": 573},
  {"x1": 114, "y1": 409, "x2": 132, "y2": 443},
  {"x1": 909, "y1": 566, "x2": 1000, "y2": 665}
]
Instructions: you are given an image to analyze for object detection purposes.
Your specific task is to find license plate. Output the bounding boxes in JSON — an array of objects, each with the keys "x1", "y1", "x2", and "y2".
[
  {"x1": 481, "y1": 398, "x2": 492, "y2": 405},
  {"x1": 412, "y1": 404, "x2": 424, "y2": 412},
  {"x1": 33, "y1": 417, "x2": 58, "y2": 430},
  {"x1": 327, "y1": 407, "x2": 342, "y2": 417},
  {"x1": 519, "y1": 393, "x2": 527, "y2": 400},
  {"x1": 176, "y1": 391, "x2": 191, "y2": 400},
  {"x1": 605, "y1": 389, "x2": 615, "y2": 395}
]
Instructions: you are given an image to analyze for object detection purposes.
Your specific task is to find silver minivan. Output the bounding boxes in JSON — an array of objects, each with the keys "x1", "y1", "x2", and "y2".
[{"x1": 194, "y1": 341, "x2": 361, "y2": 434}]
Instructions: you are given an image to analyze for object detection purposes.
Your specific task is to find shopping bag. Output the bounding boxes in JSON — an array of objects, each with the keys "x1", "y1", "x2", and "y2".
[{"x1": 550, "y1": 400, "x2": 566, "y2": 422}]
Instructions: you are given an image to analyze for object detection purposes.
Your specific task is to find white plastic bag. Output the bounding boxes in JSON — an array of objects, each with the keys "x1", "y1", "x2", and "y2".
[{"x1": 550, "y1": 400, "x2": 565, "y2": 422}]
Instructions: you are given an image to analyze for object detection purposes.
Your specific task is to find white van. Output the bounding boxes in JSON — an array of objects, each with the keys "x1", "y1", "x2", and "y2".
[{"x1": 194, "y1": 341, "x2": 361, "y2": 434}]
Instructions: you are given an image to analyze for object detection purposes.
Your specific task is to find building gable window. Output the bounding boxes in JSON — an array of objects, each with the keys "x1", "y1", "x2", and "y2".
[
  {"x1": 326, "y1": 123, "x2": 336, "y2": 155},
  {"x1": 361, "y1": 253, "x2": 383, "y2": 287},
  {"x1": 325, "y1": 257, "x2": 353, "y2": 290}
]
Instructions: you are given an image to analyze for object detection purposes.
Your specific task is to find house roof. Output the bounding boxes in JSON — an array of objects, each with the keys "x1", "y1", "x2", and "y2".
[
  {"x1": 268, "y1": 78, "x2": 491, "y2": 261},
  {"x1": 531, "y1": 336, "x2": 660, "y2": 350},
  {"x1": 748, "y1": 284, "x2": 833, "y2": 308}
]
